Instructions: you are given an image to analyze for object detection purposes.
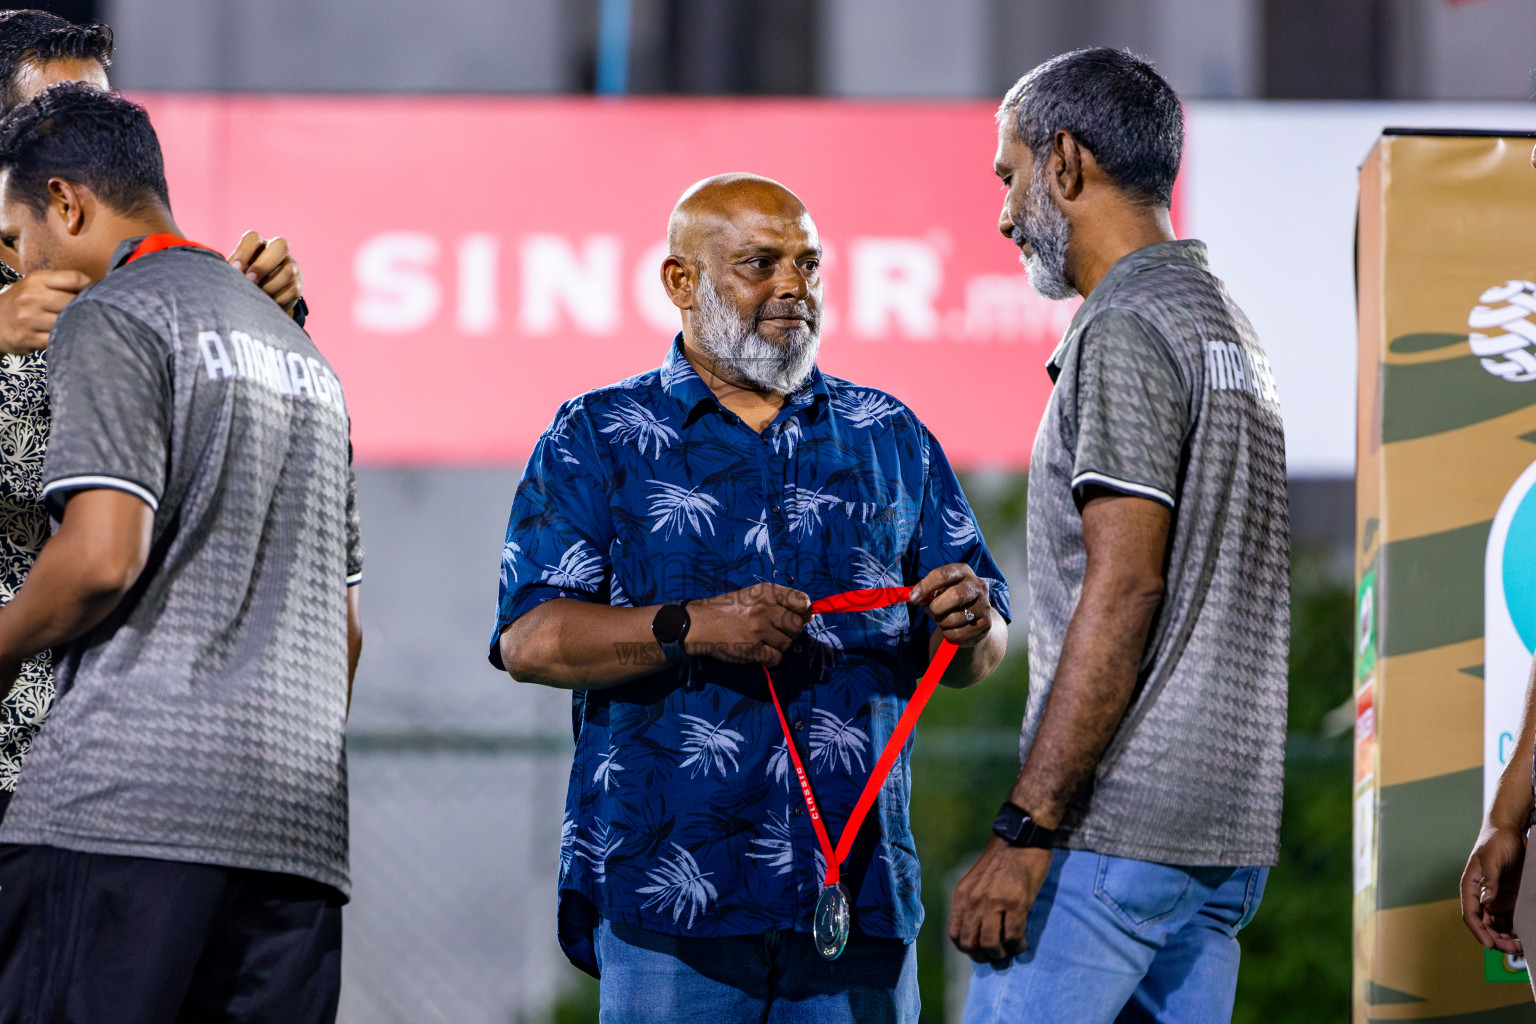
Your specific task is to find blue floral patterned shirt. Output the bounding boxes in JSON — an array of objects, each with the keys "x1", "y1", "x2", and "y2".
[{"x1": 490, "y1": 337, "x2": 1010, "y2": 975}]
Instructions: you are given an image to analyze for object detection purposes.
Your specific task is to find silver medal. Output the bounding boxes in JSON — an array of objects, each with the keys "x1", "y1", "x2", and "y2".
[{"x1": 812, "y1": 882, "x2": 851, "y2": 960}]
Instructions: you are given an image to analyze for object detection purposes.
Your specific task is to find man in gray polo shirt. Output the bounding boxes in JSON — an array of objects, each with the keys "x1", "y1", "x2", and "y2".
[
  {"x1": 0, "y1": 84, "x2": 361, "y2": 1024},
  {"x1": 0, "y1": 9, "x2": 313, "y2": 826},
  {"x1": 949, "y1": 49, "x2": 1288, "y2": 1023}
]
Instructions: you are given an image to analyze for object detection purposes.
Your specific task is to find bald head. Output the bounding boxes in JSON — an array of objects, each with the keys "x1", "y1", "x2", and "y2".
[
  {"x1": 667, "y1": 173, "x2": 813, "y2": 257},
  {"x1": 658, "y1": 172, "x2": 824, "y2": 397}
]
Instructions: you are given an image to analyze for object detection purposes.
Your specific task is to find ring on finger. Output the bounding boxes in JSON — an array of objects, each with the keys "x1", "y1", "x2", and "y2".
[{"x1": 963, "y1": 609, "x2": 976, "y2": 624}]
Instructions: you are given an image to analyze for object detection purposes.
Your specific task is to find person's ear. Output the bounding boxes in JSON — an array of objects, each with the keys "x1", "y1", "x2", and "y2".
[
  {"x1": 46, "y1": 178, "x2": 86, "y2": 236},
  {"x1": 1054, "y1": 130, "x2": 1085, "y2": 203},
  {"x1": 662, "y1": 254, "x2": 696, "y2": 311}
]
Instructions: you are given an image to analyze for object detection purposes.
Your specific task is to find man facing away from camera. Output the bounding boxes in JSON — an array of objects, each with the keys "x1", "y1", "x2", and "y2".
[
  {"x1": 949, "y1": 49, "x2": 1290, "y2": 1024},
  {"x1": 492, "y1": 173, "x2": 1010, "y2": 1023},
  {"x1": 0, "y1": 84, "x2": 361, "y2": 1024},
  {"x1": 0, "y1": 8, "x2": 311, "y2": 824}
]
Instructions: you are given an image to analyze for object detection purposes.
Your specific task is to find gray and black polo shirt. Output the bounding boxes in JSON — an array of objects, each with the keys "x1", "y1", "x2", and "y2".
[
  {"x1": 0, "y1": 237, "x2": 362, "y2": 894},
  {"x1": 1024, "y1": 239, "x2": 1289, "y2": 866}
]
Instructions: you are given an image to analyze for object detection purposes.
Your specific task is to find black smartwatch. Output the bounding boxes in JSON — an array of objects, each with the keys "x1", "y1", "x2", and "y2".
[
  {"x1": 651, "y1": 601, "x2": 692, "y2": 664},
  {"x1": 991, "y1": 801, "x2": 1056, "y2": 849}
]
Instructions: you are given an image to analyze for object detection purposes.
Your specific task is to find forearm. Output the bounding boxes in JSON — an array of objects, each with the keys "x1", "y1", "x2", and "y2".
[
  {"x1": 502, "y1": 598, "x2": 670, "y2": 690},
  {"x1": 1488, "y1": 653, "x2": 1536, "y2": 834},
  {"x1": 1007, "y1": 582, "x2": 1162, "y2": 828},
  {"x1": 0, "y1": 543, "x2": 134, "y2": 698},
  {"x1": 0, "y1": 490, "x2": 152, "y2": 700},
  {"x1": 934, "y1": 609, "x2": 1008, "y2": 688},
  {"x1": 346, "y1": 585, "x2": 362, "y2": 709}
]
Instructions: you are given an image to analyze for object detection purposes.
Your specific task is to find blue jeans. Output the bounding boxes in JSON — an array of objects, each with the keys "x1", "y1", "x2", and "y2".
[
  {"x1": 593, "y1": 919, "x2": 919, "y2": 1024},
  {"x1": 963, "y1": 849, "x2": 1268, "y2": 1024}
]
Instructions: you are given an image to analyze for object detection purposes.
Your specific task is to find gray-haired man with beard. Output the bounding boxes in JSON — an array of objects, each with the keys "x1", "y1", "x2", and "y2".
[
  {"x1": 948, "y1": 50, "x2": 1289, "y2": 1023},
  {"x1": 491, "y1": 173, "x2": 1010, "y2": 1022}
]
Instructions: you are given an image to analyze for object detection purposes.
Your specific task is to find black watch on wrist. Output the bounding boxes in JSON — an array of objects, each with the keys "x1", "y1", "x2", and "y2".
[
  {"x1": 652, "y1": 601, "x2": 692, "y2": 664},
  {"x1": 991, "y1": 801, "x2": 1056, "y2": 849}
]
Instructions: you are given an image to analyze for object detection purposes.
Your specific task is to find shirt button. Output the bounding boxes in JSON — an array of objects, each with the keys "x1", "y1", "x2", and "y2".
[
  {"x1": 794, "y1": 719, "x2": 806, "y2": 732},
  {"x1": 792, "y1": 806, "x2": 805, "y2": 817},
  {"x1": 787, "y1": 574, "x2": 797, "y2": 585}
]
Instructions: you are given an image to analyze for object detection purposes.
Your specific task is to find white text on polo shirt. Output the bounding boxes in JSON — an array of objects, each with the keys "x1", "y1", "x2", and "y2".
[
  {"x1": 1204, "y1": 340, "x2": 1280, "y2": 406},
  {"x1": 197, "y1": 330, "x2": 346, "y2": 409}
]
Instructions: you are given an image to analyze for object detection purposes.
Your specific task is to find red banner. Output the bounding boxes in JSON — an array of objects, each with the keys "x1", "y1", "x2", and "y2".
[{"x1": 136, "y1": 96, "x2": 1144, "y2": 468}]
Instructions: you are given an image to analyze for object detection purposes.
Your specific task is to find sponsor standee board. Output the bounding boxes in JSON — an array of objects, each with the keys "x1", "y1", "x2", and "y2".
[{"x1": 1356, "y1": 129, "x2": 1536, "y2": 1021}]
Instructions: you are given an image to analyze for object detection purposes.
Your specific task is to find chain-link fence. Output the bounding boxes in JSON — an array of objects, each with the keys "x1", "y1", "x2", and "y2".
[
  {"x1": 338, "y1": 733, "x2": 577, "y2": 1024},
  {"x1": 339, "y1": 468, "x2": 592, "y2": 1023}
]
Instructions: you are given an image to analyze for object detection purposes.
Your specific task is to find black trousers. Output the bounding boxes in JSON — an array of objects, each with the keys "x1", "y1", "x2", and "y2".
[{"x1": 0, "y1": 844, "x2": 342, "y2": 1024}]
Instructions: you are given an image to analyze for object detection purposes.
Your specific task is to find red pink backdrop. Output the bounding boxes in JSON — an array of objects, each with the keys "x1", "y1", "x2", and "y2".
[{"x1": 133, "y1": 96, "x2": 1173, "y2": 468}]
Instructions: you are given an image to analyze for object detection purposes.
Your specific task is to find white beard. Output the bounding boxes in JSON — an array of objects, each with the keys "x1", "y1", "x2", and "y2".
[
  {"x1": 1015, "y1": 168, "x2": 1076, "y2": 301},
  {"x1": 693, "y1": 273, "x2": 820, "y2": 395}
]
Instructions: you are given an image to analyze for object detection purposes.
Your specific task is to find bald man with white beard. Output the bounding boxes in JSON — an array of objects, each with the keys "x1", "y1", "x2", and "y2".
[{"x1": 489, "y1": 174, "x2": 1011, "y2": 1023}]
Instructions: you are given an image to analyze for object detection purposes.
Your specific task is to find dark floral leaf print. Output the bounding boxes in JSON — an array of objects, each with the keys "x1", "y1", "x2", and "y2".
[
  {"x1": 512, "y1": 508, "x2": 557, "y2": 534},
  {"x1": 634, "y1": 817, "x2": 675, "y2": 860},
  {"x1": 0, "y1": 354, "x2": 54, "y2": 793},
  {"x1": 696, "y1": 809, "x2": 758, "y2": 840},
  {"x1": 699, "y1": 458, "x2": 757, "y2": 490},
  {"x1": 725, "y1": 694, "x2": 761, "y2": 721}
]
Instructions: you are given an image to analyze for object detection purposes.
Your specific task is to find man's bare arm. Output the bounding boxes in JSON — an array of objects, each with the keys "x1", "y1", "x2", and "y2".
[
  {"x1": 934, "y1": 613, "x2": 1007, "y2": 688},
  {"x1": 0, "y1": 489, "x2": 153, "y2": 697},
  {"x1": 1462, "y1": 652, "x2": 1536, "y2": 954},
  {"x1": 948, "y1": 489, "x2": 1169, "y2": 962},
  {"x1": 346, "y1": 585, "x2": 362, "y2": 710},
  {"x1": 1008, "y1": 490, "x2": 1170, "y2": 825},
  {"x1": 501, "y1": 583, "x2": 812, "y2": 691}
]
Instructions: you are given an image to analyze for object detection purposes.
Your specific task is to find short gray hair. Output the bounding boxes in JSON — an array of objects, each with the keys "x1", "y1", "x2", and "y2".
[{"x1": 999, "y1": 48, "x2": 1183, "y2": 208}]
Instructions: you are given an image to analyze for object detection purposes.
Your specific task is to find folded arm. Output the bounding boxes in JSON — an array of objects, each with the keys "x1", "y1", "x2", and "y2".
[
  {"x1": 0, "y1": 489, "x2": 153, "y2": 698},
  {"x1": 500, "y1": 583, "x2": 812, "y2": 691}
]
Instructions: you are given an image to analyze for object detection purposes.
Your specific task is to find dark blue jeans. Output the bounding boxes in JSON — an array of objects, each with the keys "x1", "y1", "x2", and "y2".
[{"x1": 594, "y1": 918, "x2": 919, "y2": 1023}]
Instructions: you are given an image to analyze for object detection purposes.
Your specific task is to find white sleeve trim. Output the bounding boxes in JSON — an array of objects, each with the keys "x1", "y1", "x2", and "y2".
[
  {"x1": 346, "y1": 572, "x2": 363, "y2": 586},
  {"x1": 1071, "y1": 471, "x2": 1175, "y2": 509},
  {"x1": 41, "y1": 474, "x2": 160, "y2": 511}
]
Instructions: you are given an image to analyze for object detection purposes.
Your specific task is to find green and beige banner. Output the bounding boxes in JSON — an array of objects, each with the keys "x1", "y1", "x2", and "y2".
[{"x1": 1357, "y1": 129, "x2": 1536, "y2": 1022}]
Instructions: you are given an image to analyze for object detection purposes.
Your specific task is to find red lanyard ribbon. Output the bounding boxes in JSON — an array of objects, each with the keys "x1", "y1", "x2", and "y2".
[
  {"x1": 125, "y1": 233, "x2": 218, "y2": 264},
  {"x1": 762, "y1": 585, "x2": 958, "y2": 888}
]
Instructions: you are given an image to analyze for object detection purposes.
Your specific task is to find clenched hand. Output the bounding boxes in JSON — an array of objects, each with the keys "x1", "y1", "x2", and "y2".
[
  {"x1": 685, "y1": 583, "x2": 812, "y2": 666},
  {"x1": 1462, "y1": 824, "x2": 1526, "y2": 957},
  {"x1": 228, "y1": 231, "x2": 304, "y2": 316},
  {"x1": 0, "y1": 270, "x2": 91, "y2": 355},
  {"x1": 948, "y1": 838, "x2": 1052, "y2": 963}
]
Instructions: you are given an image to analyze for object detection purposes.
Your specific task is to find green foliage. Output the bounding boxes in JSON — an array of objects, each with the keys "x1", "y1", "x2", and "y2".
[
  {"x1": 1232, "y1": 543, "x2": 1354, "y2": 1023},
  {"x1": 1287, "y1": 547, "x2": 1356, "y2": 734},
  {"x1": 553, "y1": 971, "x2": 600, "y2": 1023},
  {"x1": 909, "y1": 657, "x2": 1030, "y2": 1020}
]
